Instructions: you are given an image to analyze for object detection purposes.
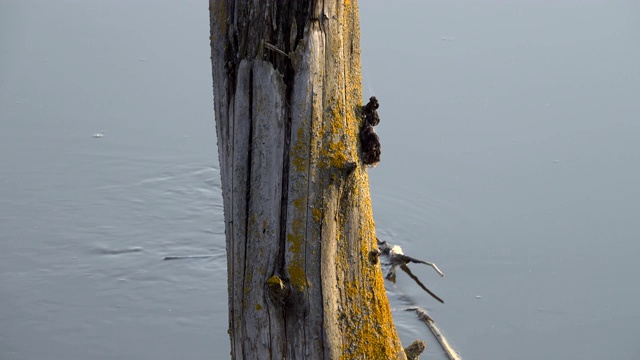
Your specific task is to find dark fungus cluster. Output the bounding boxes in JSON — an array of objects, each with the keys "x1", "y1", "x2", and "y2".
[{"x1": 360, "y1": 96, "x2": 381, "y2": 166}]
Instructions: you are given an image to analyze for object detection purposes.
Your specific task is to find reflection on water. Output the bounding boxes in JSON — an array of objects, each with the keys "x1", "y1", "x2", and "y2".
[{"x1": 2, "y1": 0, "x2": 640, "y2": 359}]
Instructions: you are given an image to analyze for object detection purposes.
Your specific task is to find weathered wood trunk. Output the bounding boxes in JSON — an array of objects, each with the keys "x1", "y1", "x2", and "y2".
[{"x1": 210, "y1": 1, "x2": 406, "y2": 358}]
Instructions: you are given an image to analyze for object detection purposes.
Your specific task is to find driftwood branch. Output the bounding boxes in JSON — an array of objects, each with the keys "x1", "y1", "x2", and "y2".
[
  {"x1": 377, "y1": 239, "x2": 445, "y2": 303},
  {"x1": 407, "y1": 307, "x2": 461, "y2": 360},
  {"x1": 378, "y1": 239, "x2": 444, "y2": 277},
  {"x1": 377, "y1": 238, "x2": 461, "y2": 358}
]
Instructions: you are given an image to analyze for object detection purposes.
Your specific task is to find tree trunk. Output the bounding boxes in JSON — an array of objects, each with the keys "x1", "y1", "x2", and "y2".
[{"x1": 209, "y1": 1, "x2": 406, "y2": 358}]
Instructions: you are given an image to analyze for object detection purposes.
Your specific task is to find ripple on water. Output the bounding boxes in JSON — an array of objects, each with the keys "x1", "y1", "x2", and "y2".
[{"x1": 91, "y1": 246, "x2": 144, "y2": 256}]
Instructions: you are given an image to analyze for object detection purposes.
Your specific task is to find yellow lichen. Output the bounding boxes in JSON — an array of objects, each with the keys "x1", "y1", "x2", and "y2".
[
  {"x1": 287, "y1": 216, "x2": 308, "y2": 291},
  {"x1": 328, "y1": 1, "x2": 405, "y2": 357},
  {"x1": 267, "y1": 275, "x2": 283, "y2": 288},
  {"x1": 287, "y1": 260, "x2": 307, "y2": 292},
  {"x1": 312, "y1": 206, "x2": 322, "y2": 223},
  {"x1": 291, "y1": 126, "x2": 308, "y2": 172}
]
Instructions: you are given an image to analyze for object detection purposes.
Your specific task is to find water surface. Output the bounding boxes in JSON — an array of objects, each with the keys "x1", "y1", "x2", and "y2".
[{"x1": 1, "y1": 1, "x2": 639, "y2": 359}]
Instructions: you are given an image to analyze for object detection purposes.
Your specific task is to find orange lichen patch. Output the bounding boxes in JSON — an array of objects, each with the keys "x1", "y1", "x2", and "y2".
[
  {"x1": 319, "y1": 97, "x2": 350, "y2": 170},
  {"x1": 332, "y1": 202, "x2": 393, "y2": 360},
  {"x1": 329, "y1": 1, "x2": 406, "y2": 350},
  {"x1": 319, "y1": 2, "x2": 363, "y2": 172},
  {"x1": 339, "y1": 276, "x2": 404, "y2": 359}
]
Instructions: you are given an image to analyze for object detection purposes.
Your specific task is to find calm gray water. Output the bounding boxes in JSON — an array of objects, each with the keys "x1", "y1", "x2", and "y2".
[{"x1": 1, "y1": 1, "x2": 639, "y2": 359}]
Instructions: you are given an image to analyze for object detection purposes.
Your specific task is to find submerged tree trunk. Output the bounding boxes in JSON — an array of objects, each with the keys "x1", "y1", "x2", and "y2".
[{"x1": 210, "y1": 1, "x2": 406, "y2": 358}]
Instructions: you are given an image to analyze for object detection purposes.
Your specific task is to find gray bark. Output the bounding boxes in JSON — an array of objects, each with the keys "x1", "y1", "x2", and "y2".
[{"x1": 210, "y1": 1, "x2": 406, "y2": 358}]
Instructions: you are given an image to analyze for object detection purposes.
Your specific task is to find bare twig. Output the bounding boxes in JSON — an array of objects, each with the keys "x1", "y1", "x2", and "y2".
[{"x1": 400, "y1": 264, "x2": 444, "y2": 303}]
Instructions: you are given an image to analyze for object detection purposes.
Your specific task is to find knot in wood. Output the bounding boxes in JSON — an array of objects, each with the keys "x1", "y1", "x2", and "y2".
[{"x1": 267, "y1": 275, "x2": 290, "y2": 304}]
